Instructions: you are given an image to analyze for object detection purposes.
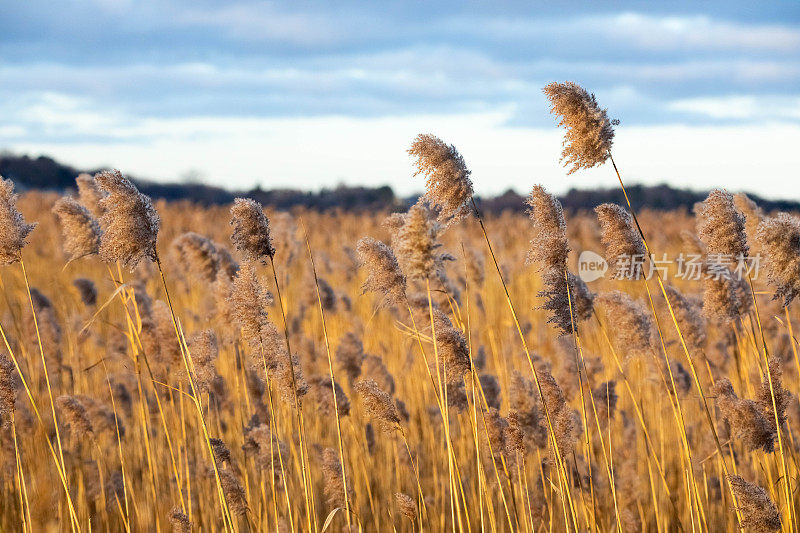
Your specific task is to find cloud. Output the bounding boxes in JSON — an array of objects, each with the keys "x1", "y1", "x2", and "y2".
[
  {"x1": 1, "y1": 2, "x2": 798, "y2": 198},
  {"x1": 669, "y1": 95, "x2": 800, "y2": 120}
]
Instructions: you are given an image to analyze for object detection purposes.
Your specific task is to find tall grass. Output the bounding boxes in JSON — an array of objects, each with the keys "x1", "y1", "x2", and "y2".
[{"x1": 0, "y1": 84, "x2": 797, "y2": 532}]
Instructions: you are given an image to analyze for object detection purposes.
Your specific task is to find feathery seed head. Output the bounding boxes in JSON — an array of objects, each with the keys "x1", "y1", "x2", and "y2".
[
  {"x1": 408, "y1": 133, "x2": 473, "y2": 225},
  {"x1": 356, "y1": 237, "x2": 407, "y2": 307},
  {"x1": 322, "y1": 447, "x2": 351, "y2": 508},
  {"x1": 52, "y1": 197, "x2": 102, "y2": 259},
  {"x1": 597, "y1": 291, "x2": 653, "y2": 359},
  {"x1": 355, "y1": 379, "x2": 401, "y2": 432},
  {"x1": 0, "y1": 177, "x2": 36, "y2": 265},
  {"x1": 734, "y1": 193, "x2": 764, "y2": 249},
  {"x1": 309, "y1": 376, "x2": 350, "y2": 417},
  {"x1": 219, "y1": 469, "x2": 249, "y2": 516},
  {"x1": 172, "y1": 232, "x2": 221, "y2": 282},
  {"x1": 0, "y1": 353, "x2": 16, "y2": 425},
  {"x1": 56, "y1": 395, "x2": 94, "y2": 439},
  {"x1": 230, "y1": 198, "x2": 275, "y2": 262},
  {"x1": 712, "y1": 378, "x2": 775, "y2": 453},
  {"x1": 395, "y1": 492, "x2": 417, "y2": 520},
  {"x1": 727, "y1": 474, "x2": 781, "y2": 532},
  {"x1": 696, "y1": 189, "x2": 748, "y2": 259},
  {"x1": 526, "y1": 185, "x2": 569, "y2": 270},
  {"x1": 543, "y1": 81, "x2": 616, "y2": 174},
  {"x1": 433, "y1": 311, "x2": 472, "y2": 383},
  {"x1": 756, "y1": 213, "x2": 800, "y2": 306},
  {"x1": 385, "y1": 203, "x2": 451, "y2": 280},
  {"x1": 75, "y1": 173, "x2": 107, "y2": 217},
  {"x1": 595, "y1": 203, "x2": 646, "y2": 279},
  {"x1": 167, "y1": 506, "x2": 192, "y2": 533},
  {"x1": 95, "y1": 170, "x2": 160, "y2": 269}
]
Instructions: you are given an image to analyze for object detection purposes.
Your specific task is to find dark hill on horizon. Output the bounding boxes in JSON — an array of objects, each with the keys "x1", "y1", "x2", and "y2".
[{"x1": 2, "y1": 152, "x2": 798, "y2": 214}]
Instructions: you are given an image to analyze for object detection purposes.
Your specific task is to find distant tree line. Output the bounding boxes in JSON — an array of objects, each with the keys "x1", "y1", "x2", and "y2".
[{"x1": 2, "y1": 152, "x2": 797, "y2": 213}]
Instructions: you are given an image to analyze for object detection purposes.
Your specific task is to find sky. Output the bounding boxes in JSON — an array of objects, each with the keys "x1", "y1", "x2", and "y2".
[{"x1": 1, "y1": 1, "x2": 799, "y2": 198}]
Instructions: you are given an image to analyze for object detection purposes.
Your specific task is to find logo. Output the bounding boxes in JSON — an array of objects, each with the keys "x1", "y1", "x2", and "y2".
[{"x1": 578, "y1": 250, "x2": 608, "y2": 282}]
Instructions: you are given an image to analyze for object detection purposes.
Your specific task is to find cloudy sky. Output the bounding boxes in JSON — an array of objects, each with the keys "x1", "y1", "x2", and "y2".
[{"x1": 2, "y1": 1, "x2": 799, "y2": 197}]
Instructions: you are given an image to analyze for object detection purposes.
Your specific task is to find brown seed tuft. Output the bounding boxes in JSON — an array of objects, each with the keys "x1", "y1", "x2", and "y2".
[
  {"x1": 356, "y1": 237, "x2": 407, "y2": 307},
  {"x1": 543, "y1": 82, "x2": 616, "y2": 174},
  {"x1": 167, "y1": 506, "x2": 192, "y2": 533},
  {"x1": 0, "y1": 177, "x2": 36, "y2": 265},
  {"x1": 727, "y1": 474, "x2": 781, "y2": 532},
  {"x1": 696, "y1": 189, "x2": 749, "y2": 259},
  {"x1": 52, "y1": 197, "x2": 102, "y2": 259},
  {"x1": 408, "y1": 133, "x2": 474, "y2": 225},
  {"x1": 756, "y1": 213, "x2": 800, "y2": 306},
  {"x1": 95, "y1": 170, "x2": 160, "y2": 269},
  {"x1": 230, "y1": 198, "x2": 275, "y2": 262},
  {"x1": 595, "y1": 203, "x2": 646, "y2": 279},
  {"x1": 355, "y1": 379, "x2": 401, "y2": 432},
  {"x1": 395, "y1": 492, "x2": 418, "y2": 520}
]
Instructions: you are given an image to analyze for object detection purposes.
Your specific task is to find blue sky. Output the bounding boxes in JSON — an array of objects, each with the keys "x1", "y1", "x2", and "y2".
[{"x1": 2, "y1": 1, "x2": 799, "y2": 197}]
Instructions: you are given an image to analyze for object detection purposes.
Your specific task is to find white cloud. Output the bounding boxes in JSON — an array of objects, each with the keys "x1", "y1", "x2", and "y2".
[
  {"x1": 669, "y1": 95, "x2": 800, "y2": 120},
  {"x1": 606, "y1": 13, "x2": 800, "y2": 53},
  {"x1": 471, "y1": 12, "x2": 800, "y2": 54}
]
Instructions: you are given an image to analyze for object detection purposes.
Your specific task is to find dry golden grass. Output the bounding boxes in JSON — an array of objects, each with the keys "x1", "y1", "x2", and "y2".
[
  {"x1": 0, "y1": 186, "x2": 797, "y2": 532},
  {"x1": 0, "y1": 84, "x2": 798, "y2": 532}
]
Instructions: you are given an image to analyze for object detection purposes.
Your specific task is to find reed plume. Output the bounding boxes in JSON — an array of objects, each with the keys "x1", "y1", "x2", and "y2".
[
  {"x1": 539, "y1": 368, "x2": 577, "y2": 459},
  {"x1": 322, "y1": 447, "x2": 351, "y2": 508},
  {"x1": 597, "y1": 291, "x2": 653, "y2": 359},
  {"x1": 395, "y1": 492, "x2": 417, "y2": 521},
  {"x1": 509, "y1": 370, "x2": 548, "y2": 450},
  {"x1": 408, "y1": 133, "x2": 473, "y2": 225},
  {"x1": 595, "y1": 203, "x2": 646, "y2": 279},
  {"x1": 355, "y1": 379, "x2": 401, "y2": 432},
  {"x1": 172, "y1": 232, "x2": 221, "y2": 282},
  {"x1": 95, "y1": 170, "x2": 160, "y2": 269},
  {"x1": 356, "y1": 237, "x2": 407, "y2": 307},
  {"x1": 757, "y1": 356, "x2": 791, "y2": 435},
  {"x1": 0, "y1": 353, "x2": 16, "y2": 426},
  {"x1": 0, "y1": 177, "x2": 36, "y2": 265},
  {"x1": 363, "y1": 354, "x2": 395, "y2": 396},
  {"x1": 543, "y1": 81, "x2": 616, "y2": 174},
  {"x1": 52, "y1": 197, "x2": 101, "y2": 259},
  {"x1": 432, "y1": 311, "x2": 472, "y2": 383},
  {"x1": 167, "y1": 506, "x2": 192, "y2": 533},
  {"x1": 187, "y1": 330, "x2": 219, "y2": 395},
  {"x1": 696, "y1": 189, "x2": 749, "y2": 259},
  {"x1": 734, "y1": 193, "x2": 763, "y2": 250},
  {"x1": 242, "y1": 423, "x2": 287, "y2": 477},
  {"x1": 539, "y1": 270, "x2": 594, "y2": 335},
  {"x1": 230, "y1": 197, "x2": 276, "y2": 263},
  {"x1": 75, "y1": 173, "x2": 107, "y2": 217},
  {"x1": 228, "y1": 262, "x2": 278, "y2": 359},
  {"x1": 756, "y1": 213, "x2": 800, "y2": 306},
  {"x1": 663, "y1": 285, "x2": 706, "y2": 355},
  {"x1": 479, "y1": 373, "x2": 502, "y2": 410},
  {"x1": 56, "y1": 395, "x2": 94, "y2": 440},
  {"x1": 712, "y1": 378, "x2": 775, "y2": 453},
  {"x1": 727, "y1": 474, "x2": 781, "y2": 532},
  {"x1": 385, "y1": 202, "x2": 453, "y2": 280},
  {"x1": 218, "y1": 468, "x2": 249, "y2": 516},
  {"x1": 526, "y1": 185, "x2": 569, "y2": 270},
  {"x1": 703, "y1": 267, "x2": 750, "y2": 323}
]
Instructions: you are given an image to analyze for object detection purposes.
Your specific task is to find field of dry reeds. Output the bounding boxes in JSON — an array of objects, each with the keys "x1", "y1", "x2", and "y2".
[{"x1": 0, "y1": 83, "x2": 799, "y2": 532}]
